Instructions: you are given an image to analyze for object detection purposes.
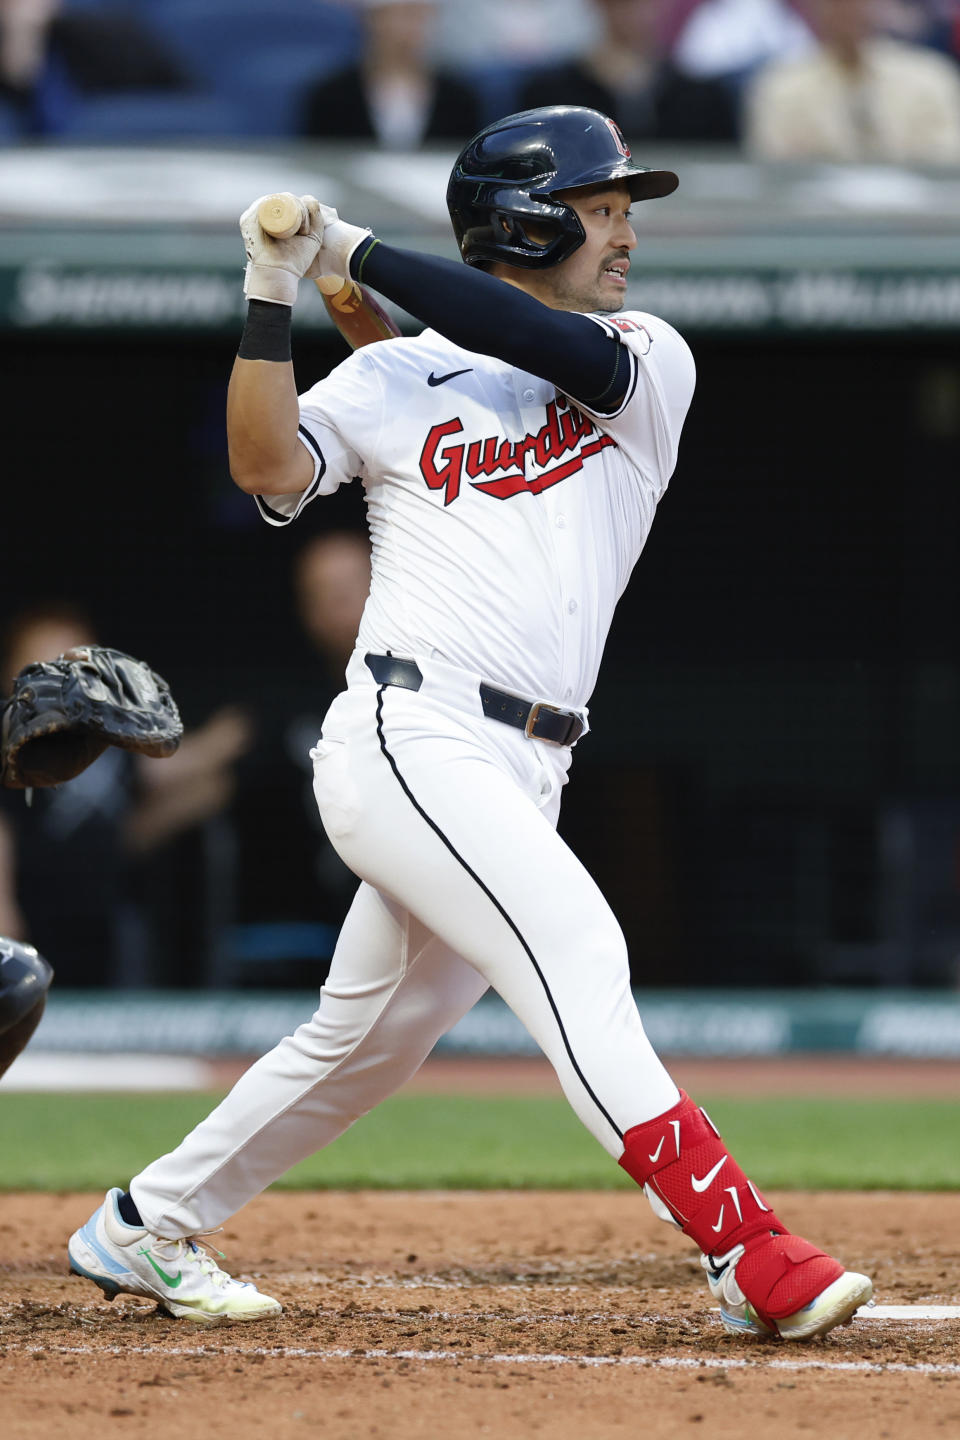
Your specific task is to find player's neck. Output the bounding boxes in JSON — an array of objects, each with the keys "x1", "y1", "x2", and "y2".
[{"x1": 490, "y1": 268, "x2": 581, "y2": 313}]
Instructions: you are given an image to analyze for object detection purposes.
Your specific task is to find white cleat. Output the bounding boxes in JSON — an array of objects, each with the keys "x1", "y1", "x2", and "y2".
[
  {"x1": 68, "y1": 1187, "x2": 282, "y2": 1325},
  {"x1": 702, "y1": 1247, "x2": 873, "y2": 1341}
]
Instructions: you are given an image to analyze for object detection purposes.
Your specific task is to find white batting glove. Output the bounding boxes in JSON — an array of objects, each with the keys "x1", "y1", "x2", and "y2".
[
  {"x1": 312, "y1": 204, "x2": 374, "y2": 281},
  {"x1": 240, "y1": 193, "x2": 324, "y2": 306}
]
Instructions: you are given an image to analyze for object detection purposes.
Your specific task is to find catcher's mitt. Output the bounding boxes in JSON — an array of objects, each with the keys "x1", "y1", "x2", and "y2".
[{"x1": 1, "y1": 646, "x2": 183, "y2": 790}]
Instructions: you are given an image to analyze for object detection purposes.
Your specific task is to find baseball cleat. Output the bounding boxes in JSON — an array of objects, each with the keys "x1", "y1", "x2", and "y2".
[
  {"x1": 67, "y1": 1187, "x2": 282, "y2": 1324},
  {"x1": 702, "y1": 1245, "x2": 873, "y2": 1340}
]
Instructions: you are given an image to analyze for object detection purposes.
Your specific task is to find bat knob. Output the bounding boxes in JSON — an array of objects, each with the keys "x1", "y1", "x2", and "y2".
[
  {"x1": 314, "y1": 274, "x2": 347, "y2": 295},
  {"x1": 315, "y1": 276, "x2": 362, "y2": 314},
  {"x1": 257, "y1": 193, "x2": 305, "y2": 240}
]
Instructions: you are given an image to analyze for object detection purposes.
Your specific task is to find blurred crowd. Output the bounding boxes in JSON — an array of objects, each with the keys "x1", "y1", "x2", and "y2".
[{"x1": 0, "y1": 0, "x2": 959, "y2": 160}]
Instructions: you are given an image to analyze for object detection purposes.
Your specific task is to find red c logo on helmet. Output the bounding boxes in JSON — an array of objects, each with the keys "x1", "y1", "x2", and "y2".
[{"x1": 604, "y1": 117, "x2": 631, "y2": 159}]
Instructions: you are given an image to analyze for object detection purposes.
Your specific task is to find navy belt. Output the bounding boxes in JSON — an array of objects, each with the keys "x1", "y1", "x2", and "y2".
[{"x1": 364, "y1": 653, "x2": 585, "y2": 747}]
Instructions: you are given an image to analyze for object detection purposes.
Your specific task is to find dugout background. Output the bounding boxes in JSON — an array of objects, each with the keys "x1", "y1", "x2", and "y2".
[{"x1": 5, "y1": 323, "x2": 959, "y2": 991}]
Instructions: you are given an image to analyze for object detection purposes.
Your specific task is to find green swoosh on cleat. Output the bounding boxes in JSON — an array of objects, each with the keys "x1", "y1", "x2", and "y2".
[{"x1": 137, "y1": 1246, "x2": 183, "y2": 1288}]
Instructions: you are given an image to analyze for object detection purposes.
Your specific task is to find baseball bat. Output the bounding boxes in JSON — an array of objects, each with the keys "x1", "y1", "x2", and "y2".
[
  {"x1": 257, "y1": 192, "x2": 305, "y2": 241},
  {"x1": 256, "y1": 194, "x2": 401, "y2": 350},
  {"x1": 314, "y1": 274, "x2": 401, "y2": 349}
]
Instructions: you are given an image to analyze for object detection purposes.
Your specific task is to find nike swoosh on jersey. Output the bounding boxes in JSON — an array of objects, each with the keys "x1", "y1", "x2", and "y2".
[
  {"x1": 691, "y1": 1155, "x2": 728, "y2": 1192},
  {"x1": 427, "y1": 368, "x2": 473, "y2": 387}
]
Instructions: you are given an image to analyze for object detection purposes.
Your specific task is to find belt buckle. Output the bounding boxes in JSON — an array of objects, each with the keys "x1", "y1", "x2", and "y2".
[{"x1": 524, "y1": 700, "x2": 560, "y2": 740}]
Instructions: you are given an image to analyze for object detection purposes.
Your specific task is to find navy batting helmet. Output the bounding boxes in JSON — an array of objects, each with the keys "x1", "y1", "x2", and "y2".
[
  {"x1": 0, "y1": 936, "x2": 53, "y2": 1079},
  {"x1": 446, "y1": 106, "x2": 678, "y2": 271}
]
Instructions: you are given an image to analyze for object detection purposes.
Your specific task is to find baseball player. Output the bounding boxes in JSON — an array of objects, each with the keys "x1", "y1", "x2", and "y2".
[{"x1": 68, "y1": 107, "x2": 872, "y2": 1339}]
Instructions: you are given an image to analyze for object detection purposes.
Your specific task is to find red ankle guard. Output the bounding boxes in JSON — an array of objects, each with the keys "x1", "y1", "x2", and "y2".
[
  {"x1": 619, "y1": 1092, "x2": 845, "y2": 1331},
  {"x1": 619, "y1": 1091, "x2": 783, "y2": 1255},
  {"x1": 736, "y1": 1234, "x2": 845, "y2": 1324}
]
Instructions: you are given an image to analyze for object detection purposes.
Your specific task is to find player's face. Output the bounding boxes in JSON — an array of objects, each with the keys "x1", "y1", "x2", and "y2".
[{"x1": 541, "y1": 182, "x2": 638, "y2": 314}]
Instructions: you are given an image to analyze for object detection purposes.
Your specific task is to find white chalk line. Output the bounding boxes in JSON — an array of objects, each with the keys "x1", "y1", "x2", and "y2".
[{"x1": 7, "y1": 1342, "x2": 960, "y2": 1376}]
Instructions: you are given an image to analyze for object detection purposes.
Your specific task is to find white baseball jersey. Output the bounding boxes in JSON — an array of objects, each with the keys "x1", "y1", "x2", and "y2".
[{"x1": 256, "y1": 312, "x2": 695, "y2": 715}]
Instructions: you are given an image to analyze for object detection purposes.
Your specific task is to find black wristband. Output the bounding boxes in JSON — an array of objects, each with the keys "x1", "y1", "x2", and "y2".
[{"x1": 238, "y1": 299, "x2": 293, "y2": 362}]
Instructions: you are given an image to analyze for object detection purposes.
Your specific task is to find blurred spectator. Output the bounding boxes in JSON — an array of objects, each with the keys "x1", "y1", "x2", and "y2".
[
  {"x1": 671, "y1": 0, "x2": 815, "y2": 84},
  {"x1": 433, "y1": 0, "x2": 596, "y2": 65},
  {"x1": 873, "y1": 0, "x2": 957, "y2": 51},
  {"x1": 519, "y1": 0, "x2": 739, "y2": 142},
  {"x1": 292, "y1": 529, "x2": 372, "y2": 678},
  {"x1": 0, "y1": 0, "x2": 191, "y2": 134},
  {"x1": 0, "y1": 603, "x2": 253, "y2": 986},
  {"x1": 285, "y1": 531, "x2": 372, "y2": 925},
  {"x1": 233, "y1": 532, "x2": 371, "y2": 977},
  {"x1": 301, "y1": 0, "x2": 482, "y2": 147},
  {"x1": 745, "y1": 0, "x2": 960, "y2": 161}
]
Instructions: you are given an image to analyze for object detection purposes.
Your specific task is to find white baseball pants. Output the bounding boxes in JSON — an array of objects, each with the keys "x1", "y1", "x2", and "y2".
[{"x1": 132, "y1": 654, "x2": 679, "y2": 1237}]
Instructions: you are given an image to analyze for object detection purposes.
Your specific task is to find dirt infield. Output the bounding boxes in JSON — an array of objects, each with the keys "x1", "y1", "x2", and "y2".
[{"x1": 2, "y1": 1189, "x2": 958, "y2": 1440}]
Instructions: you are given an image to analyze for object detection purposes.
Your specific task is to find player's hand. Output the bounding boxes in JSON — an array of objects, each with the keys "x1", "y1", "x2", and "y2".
[
  {"x1": 311, "y1": 204, "x2": 374, "y2": 281},
  {"x1": 240, "y1": 193, "x2": 324, "y2": 306}
]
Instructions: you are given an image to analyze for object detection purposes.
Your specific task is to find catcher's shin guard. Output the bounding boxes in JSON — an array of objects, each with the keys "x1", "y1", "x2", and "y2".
[{"x1": 618, "y1": 1091, "x2": 844, "y2": 1333}]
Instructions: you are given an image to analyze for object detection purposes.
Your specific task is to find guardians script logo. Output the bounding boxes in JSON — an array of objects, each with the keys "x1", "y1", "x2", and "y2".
[{"x1": 419, "y1": 397, "x2": 615, "y2": 506}]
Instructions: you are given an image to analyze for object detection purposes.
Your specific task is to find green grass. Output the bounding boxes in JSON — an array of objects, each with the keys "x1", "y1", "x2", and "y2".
[{"x1": 1, "y1": 1092, "x2": 958, "y2": 1191}]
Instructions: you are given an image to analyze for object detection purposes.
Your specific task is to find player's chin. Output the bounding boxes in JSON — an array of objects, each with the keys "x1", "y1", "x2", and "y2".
[{"x1": 594, "y1": 280, "x2": 627, "y2": 314}]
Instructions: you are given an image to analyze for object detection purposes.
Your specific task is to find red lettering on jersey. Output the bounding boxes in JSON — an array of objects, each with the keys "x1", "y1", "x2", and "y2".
[
  {"x1": 419, "y1": 398, "x2": 615, "y2": 506},
  {"x1": 465, "y1": 435, "x2": 515, "y2": 477},
  {"x1": 420, "y1": 417, "x2": 464, "y2": 505}
]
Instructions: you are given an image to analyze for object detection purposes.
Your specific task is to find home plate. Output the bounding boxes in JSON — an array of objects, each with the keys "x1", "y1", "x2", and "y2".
[{"x1": 859, "y1": 1305, "x2": 960, "y2": 1320}]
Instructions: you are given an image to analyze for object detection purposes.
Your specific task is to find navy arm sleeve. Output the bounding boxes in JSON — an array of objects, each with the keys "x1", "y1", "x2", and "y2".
[{"x1": 350, "y1": 239, "x2": 632, "y2": 414}]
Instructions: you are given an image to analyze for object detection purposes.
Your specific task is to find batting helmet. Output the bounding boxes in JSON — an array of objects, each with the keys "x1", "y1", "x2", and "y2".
[
  {"x1": 446, "y1": 105, "x2": 679, "y2": 271},
  {"x1": 0, "y1": 936, "x2": 53, "y2": 1080}
]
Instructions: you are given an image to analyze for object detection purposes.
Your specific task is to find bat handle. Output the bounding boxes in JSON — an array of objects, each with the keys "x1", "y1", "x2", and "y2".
[
  {"x1": 257, "y1": 193, "x2": 306, "y2": 240},
  {"x1": 314, "y1": 275, "x2": 402, "y2": 348},
  {"x1": 314, "y1": 274, "x2": 359, "y2": 308}
]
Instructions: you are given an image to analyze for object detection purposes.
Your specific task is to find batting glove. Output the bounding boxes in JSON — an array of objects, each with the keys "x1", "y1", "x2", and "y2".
[
  {"x1": 312, "y1": 204, "x2": 374, "y2": 282},
  {"x1": 240, "y1": 193, "x2": 324, "y2": 306}
]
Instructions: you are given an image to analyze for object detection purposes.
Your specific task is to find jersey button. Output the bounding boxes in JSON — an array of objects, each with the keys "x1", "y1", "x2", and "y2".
[
  {"x1": 555, "y1": 515, "x2": 566, "y2": 528},
  {"x1": 522, "y1": 388, "x2": 536, "y2": 403},
  {"x1": 568, "y1": 599, "x2": 578, "y2": 614}
]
